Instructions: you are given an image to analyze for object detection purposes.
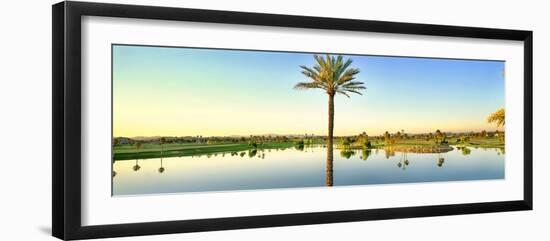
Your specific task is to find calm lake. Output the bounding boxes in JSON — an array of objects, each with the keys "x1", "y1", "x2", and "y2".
[{"x1": 112, "y1": 145, "x2": 504, "y2": 196}]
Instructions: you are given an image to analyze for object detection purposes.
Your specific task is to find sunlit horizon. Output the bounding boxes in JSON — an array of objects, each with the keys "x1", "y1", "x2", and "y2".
[{"x1": 113, "y1": 45, "x2": 505, "y2": 138}]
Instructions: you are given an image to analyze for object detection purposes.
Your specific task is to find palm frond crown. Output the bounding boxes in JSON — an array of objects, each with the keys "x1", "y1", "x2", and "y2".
[
  {"x1": 487, "y1": 108, "x2": 505, "y2": 127},
  {"x1": 294, "y1": 54, "x2": 365, "y2": 97}
]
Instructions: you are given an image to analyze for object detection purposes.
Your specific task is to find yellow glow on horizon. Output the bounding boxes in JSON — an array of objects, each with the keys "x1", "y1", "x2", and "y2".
[{"x1": 114, "y1": 104, "x2": 505, "y2": 137}]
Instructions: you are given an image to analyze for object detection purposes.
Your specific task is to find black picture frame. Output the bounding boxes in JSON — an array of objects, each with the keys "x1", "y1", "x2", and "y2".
[{"x1": 52, "y1": 1, "x2": 533, "y2": 240}]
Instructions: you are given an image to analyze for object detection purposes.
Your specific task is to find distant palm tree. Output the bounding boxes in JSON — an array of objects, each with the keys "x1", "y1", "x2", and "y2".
[
  {"x1": 134, "y1": 142, "x2": 142, "y2": 154},
  {"x1": 294, "y1": 54, "x2": 365, "y2": 186},
  {"x1": 434, "y1": 129, "x2": 446, "y2": 144},
  {"x1": 487, "y1": 108, "x2": 505, "y2": 127},
  {"x1": 487, "y1": 108, "x2": 505, "y2": 144},
  {"x1": 384, "y1": 131, "x2": 391, "y2": 144},
  {"x1": 159, "y1": 137, "x2": 166, "y2": 157}
]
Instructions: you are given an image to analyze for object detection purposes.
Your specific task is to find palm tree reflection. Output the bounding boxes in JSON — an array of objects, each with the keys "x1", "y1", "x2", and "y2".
[
  {"x1": 133, "y1": 142, "x2": 142, "y2": 171},
  {"x1": 158, "y1": 158, "x2": 165, "y2": 173},
  {"x1": 248, "y1": 149, "x2": 257, "y2": 158},
  {"x1": 133, "y1": 159, "x2": 141, "y2": 171},
  {"x1": 384, "y1": 148, "x2": 395, "y2": 159},
  {"x1": 397, "y1": 152, "x2": 409, "y2": 170},
  {"x1": 497, "y1": 147, "x2": 505, "y2": 155},
  {"x1": 437, "y1": 153, "x2": 445, "y2": 167}
]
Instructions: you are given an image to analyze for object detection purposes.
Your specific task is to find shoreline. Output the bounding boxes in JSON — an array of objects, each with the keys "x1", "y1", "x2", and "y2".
[{"x1": 114, "y1": 140, "x2": 504, "y2": 161}]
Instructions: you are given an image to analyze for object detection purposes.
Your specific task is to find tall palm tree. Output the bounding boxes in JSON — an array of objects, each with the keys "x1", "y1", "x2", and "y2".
[
  {"x1": 487, "y1": 108, "x2": 505, "y2": 127},
  {"x1": 294, "y1": 54, "x2": 365, "y2": 186}
]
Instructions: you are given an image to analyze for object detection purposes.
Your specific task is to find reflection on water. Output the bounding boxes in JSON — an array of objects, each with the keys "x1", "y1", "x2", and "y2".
[
  {"x1": 113, "y1": 145, "x2": 504, "y2": 196},
  {"x1": 396, "y1": 152, "x2": 410, "y2": 170},
  {"x1": 340, "y1": 150, "x2": 355, "y2": 159},
  {"x1": 132, "y1": 160, "x2": 141, "y2": 172},
  {"x1": 158, "y1": 158, "x2": 165, "y2": 173},
  {"x1": 456, "y1": 146, "x2": 471, "y2": 156},
  {"x1": 360, "y1": 149, "x2": 371, "y2": 161}
]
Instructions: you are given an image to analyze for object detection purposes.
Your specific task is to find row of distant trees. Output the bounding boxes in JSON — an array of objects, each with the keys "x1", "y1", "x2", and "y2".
[
  {"x1": 114, "y1": 129, "x2": 505, "y2": 147},
  {"x1": 339, "y1": 129, "x2": 504, "y2": 146},
  {"x1": 113, "y1": 134, "x2": 323, "y2": 146},
  {"x1": 380, "y1": 129, "x2": 503, "y2": 144}
]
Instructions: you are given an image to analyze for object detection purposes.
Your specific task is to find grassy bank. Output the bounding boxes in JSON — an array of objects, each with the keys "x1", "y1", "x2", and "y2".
[{"x1": 113, "y1": 140, "x2": 323, "y2": 160}]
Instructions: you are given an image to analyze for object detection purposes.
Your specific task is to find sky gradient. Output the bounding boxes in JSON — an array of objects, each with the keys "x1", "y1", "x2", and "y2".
[{"x1": 112, "y1": 45, "x2": 505, "y2": 137}]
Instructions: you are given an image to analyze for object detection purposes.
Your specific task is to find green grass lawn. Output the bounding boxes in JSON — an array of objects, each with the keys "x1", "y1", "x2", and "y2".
[
  {"x1": 113, "y1": 140, "x2": 324, "y2": 160},
  {"x1": 459, "y1": 136, "x2": 504, "y2": 148}
]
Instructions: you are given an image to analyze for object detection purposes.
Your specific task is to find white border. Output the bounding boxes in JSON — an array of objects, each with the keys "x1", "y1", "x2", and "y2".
[{"x1": 82, "y1": 16, "x2": 524, "y2": 226}]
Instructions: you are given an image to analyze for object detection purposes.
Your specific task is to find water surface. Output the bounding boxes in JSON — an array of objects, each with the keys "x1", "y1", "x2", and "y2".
[{"x1": 112, "y1": 146, "x2": 504, "y2": 196}]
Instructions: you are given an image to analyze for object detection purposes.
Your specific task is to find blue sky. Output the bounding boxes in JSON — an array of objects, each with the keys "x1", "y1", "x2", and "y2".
[{"x1": 113, "y1": 45, "x2": 505, "y2": 137}]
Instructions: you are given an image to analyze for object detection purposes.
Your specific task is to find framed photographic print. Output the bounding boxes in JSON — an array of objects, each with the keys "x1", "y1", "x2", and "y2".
[{"x1": 52, "y1": 1, "x2": 533, "y2": 240}]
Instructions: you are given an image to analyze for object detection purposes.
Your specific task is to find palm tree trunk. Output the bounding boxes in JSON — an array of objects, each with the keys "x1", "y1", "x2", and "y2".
[{"x1": 326, "y1": 94, "x2": 334, "y2": 186}]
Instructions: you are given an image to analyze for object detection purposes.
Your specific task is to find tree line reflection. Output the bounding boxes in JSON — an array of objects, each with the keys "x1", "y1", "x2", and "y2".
[{"x1": 112, "y1": 146, "x2": 504, "y2": 180}]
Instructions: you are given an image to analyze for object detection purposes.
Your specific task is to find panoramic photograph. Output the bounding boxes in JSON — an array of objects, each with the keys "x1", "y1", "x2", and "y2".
[{"x1": 111, "y1": 44, "x2": 505, "y2": 196}]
